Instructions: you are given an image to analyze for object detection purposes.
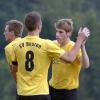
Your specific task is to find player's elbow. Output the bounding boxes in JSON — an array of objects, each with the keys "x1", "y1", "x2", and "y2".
[
  {"x1": 64, "y1": 56, "x2": 76, "y2": 63},
  {"x1": 67, "y1": 57, "x2": 75, "y2": 62},
  {"x1": 82, "y1": 62, "x2": 90, "y2": 69},
  {"x1": 85, "y1": 64, "x2": 90, "y2": 69}
]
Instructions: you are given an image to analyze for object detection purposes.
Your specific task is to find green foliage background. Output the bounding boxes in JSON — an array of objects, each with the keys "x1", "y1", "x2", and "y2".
[{"x1": 0, "y1": 0, "x2": 100, "y2": 100}]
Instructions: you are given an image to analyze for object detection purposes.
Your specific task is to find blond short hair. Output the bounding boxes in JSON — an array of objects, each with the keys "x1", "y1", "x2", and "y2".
[
  {"x1": 6, "y1": 20, "x2": 23, "y2": 36},
  {"x1": 55, "y1": 18, "x2": 73, "y2": 33}
]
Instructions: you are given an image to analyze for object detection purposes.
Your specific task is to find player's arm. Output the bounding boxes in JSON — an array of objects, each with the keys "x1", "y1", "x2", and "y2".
[
  {"x1": 60, "y1": 38, "x2": 83, "y2": 62},
  {"x1": 80, "y1": 39, "x2": 90, "y2": 68},
  {"x1": 60, "y1": 27, "x2": 90, "y2": 62},
  {"x1": 10, "y1": 47, "x2": 18, "y2": 82},
  {"x1": 5, "y1": 47, "x2": 17, "y2": 81},
  {"x1": 9, "y1": 64, "x2": 17, "y2": 81}
]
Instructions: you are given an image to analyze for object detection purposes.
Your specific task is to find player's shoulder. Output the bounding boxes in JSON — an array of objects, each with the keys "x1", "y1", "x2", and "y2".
[
  {"x1": 53, "y1": 40, "x2": 57, "y2": 43},
  {"x1": 5, "y1": 41, "x2": 14, "y2": 51},
  {"x1": 53, "y1": 40, "x2": 59, "y2": 44},
  {"x1": 43, "y1": 38, "x2": 53, "y2": 43},
  {"x1": 12, "y1": 38, "x2": 23, "y2": 49},
  {"x1": 44, "y1": 39, "x2": 56, "y2": 47},
  {"x1": 14, "y1": 37, "x2": 22, "y2": 42},
  {"x1": 68, "y1": 40, "x2": 75, "y2": 46},
  {"x1": 36, "y1": 38, "x2": 53, "y2": 45}
]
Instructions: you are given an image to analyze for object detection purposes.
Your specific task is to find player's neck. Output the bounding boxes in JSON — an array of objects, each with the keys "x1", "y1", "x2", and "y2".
[
  {"x1": 60, "y1": 38, "x2": 70, "y2": 47},
  {"x1": 28, "y1": 30, "x2": 40, "y2": 36},
  {"x1": 9, "y1": 36, "x2": 17, "y2": 43}
]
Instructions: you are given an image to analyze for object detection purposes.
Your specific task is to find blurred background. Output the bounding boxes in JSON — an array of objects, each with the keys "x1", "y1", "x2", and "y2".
[{"x1": 0, "y1": 0, "x2": 100, "y2": 100}]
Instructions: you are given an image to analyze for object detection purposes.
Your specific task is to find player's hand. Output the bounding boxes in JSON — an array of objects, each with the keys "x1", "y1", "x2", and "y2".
[
  {"x1": 81, "y1": 27, "x2": 90, "y2": 37},
  {"x1": 78, "y1": 27, "x2": 90, "y2": 41},
  {"x1": 81, "y1": 37, "x2": 88, "y2": 46}
]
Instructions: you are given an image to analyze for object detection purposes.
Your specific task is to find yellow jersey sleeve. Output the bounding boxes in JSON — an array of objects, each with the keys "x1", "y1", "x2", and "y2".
[
  {"x1": 5, "y1": 43, "x2": 16, "y2": 65},
  {"x1": 5, "y1": 38, "x2": 21, "y2": 65},
  {"x1": 5, "y1": 46, "x2": 11, "y2": 64},
  {"x1": 45, "y1": 40, "x2": 65, "y2": 59}
]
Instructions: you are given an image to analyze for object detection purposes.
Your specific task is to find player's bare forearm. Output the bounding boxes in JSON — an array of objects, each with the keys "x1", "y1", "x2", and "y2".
[
  {"x1": 81, "y1": 45, "x2": 90, "y2": 68},
  {"x1": 9, "y1": 65, "x2": 18, "y2": 82}
]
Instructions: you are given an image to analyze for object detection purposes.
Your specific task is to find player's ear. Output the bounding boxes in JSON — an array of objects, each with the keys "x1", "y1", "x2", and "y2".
[
  {"x1": 38, "y1": 24, "x2": 42, "y2": 30},
  {"x1": 11, "y1": 31, "x2": 15, "y2": 35},
  {"x1": 67, "y1": 32, "x2": 71, "y2": 37}
]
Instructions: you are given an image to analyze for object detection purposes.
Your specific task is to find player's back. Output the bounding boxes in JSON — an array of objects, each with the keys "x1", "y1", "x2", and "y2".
[{"x1": 14, "y1": 35, "x2": 52, "y2": 95}]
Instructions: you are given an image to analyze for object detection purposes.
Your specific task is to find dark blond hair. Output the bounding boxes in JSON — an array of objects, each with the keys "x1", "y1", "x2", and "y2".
[
  {"x1": 6, "y1": 20, "x2": 23, "y2": 36},
  {"x1": 55, "y1": 19, "x2": 73, "y2": 33}
]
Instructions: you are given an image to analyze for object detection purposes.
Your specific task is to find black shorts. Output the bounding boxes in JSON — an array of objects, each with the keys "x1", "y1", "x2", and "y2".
[
  {"x1": 49, "y1": 86, "x2": 78, "y2": 100},
  {"x1": 17, "y1": 94, "x2": 51, "y2": 100}
]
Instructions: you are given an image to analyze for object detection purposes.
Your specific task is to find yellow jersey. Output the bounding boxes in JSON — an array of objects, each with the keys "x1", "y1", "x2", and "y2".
[
  {"x1": 5, "y1": 38, "x2": 21, "y2": 65},
  {"x1": 49, "y1": 40, "x2": 82, "y2": 90},
  {"x1": 12, "y1": 35, "x2": 65, "y2": 95}
]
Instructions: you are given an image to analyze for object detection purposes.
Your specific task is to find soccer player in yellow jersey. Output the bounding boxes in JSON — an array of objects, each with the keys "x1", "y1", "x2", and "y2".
[
  {"x1": 4, "y1": 20, "x2": 23, "y2": 100},
  {"x1": 4, "y1": 20, "x2": 23, "y2": 81},
  {"x1": 11, "y1": 11, "x2": 89, "y2": 100},
  {"x1": 49, "y1": 19, "x2": 90, "y2": 100}
]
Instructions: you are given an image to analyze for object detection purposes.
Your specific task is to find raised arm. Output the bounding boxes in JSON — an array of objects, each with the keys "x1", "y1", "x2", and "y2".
[
  {"x1": 81, "y1": 39, "x2": 90, "y2": 68},
  {"x1": 9, "y1": 64, "x2": 18, "y2": 81},
  {"x1": 60, "y1": 27, "x2": 90, "y2": 62}
]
